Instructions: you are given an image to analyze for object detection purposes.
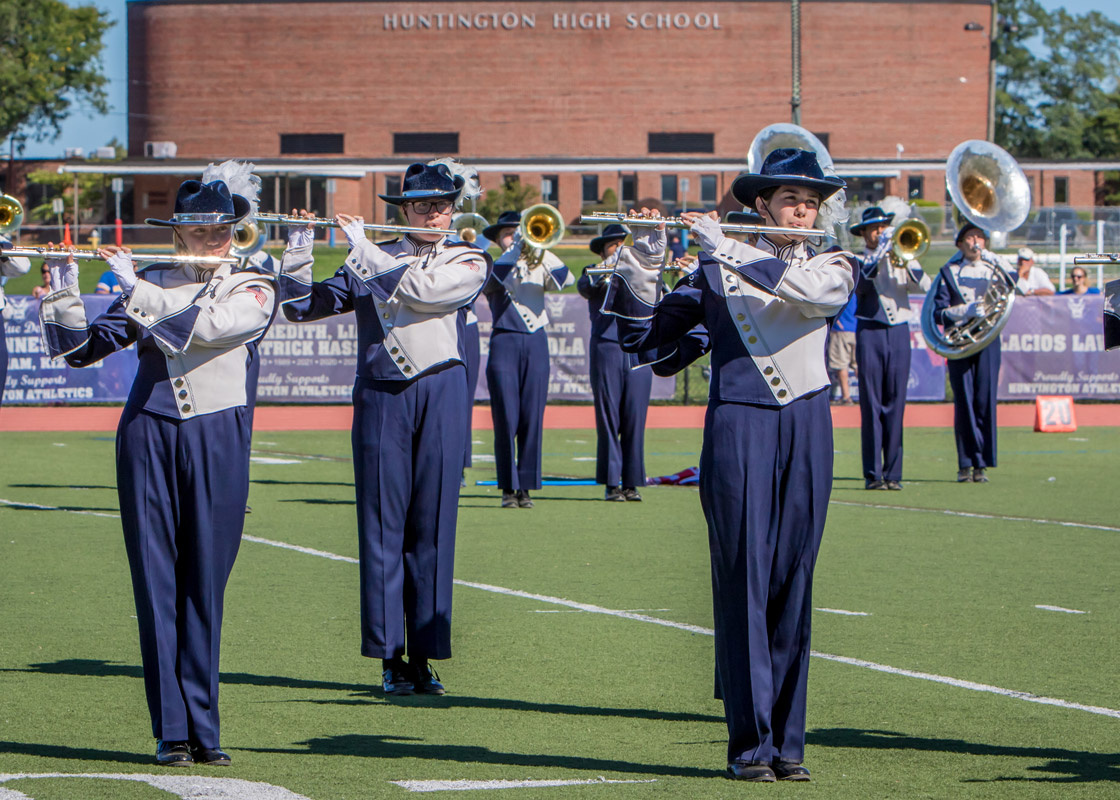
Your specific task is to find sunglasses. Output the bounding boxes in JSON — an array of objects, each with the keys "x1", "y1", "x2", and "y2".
[{"x1": 1072, "y1": 273, "x2": 1087, "y2": 279}]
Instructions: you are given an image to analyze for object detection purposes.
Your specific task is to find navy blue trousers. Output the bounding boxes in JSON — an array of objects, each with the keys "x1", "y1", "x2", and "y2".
[
  {"x1": 486, "y1": 328, "x2": 549, "y2": 492},
  {"x1": 590, "y1": 338, "x2": 652, "y2": 487},
  {"x1": 0, "y1": 325, "x2": 7, "y2": 406},
  {"x1": 115, "y1": 405, "x2": 250, "y2": 748},
  {"x1": 463, "y1": 321, "x2": 480, "y2": 469},
  {"x1": 699, "y1": 392, "x2": 832, "y2": 765},
  {"x1": 353, "y1": 366, "x2": 466, "y2": 661},
  {"x1": 856, "y1": 321, "x2": 911, "y2": 482},
  {"x1": 947, "y1": 340, "x2": 1000, "y2": 469}
]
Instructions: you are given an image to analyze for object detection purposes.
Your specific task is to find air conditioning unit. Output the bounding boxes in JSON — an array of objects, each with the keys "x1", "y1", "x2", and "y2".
[
  {"x1": 94, "y1": 146, "x2": 116, "y2": 159},
  {"x1": 64, "y1": 147, "x2": 84, "y2": 159},
  {"x1": 144, "y1": 141, "x2": 177, "y2": 159}
]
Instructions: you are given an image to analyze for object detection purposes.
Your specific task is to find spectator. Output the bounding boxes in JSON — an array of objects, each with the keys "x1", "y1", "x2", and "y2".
[
  {"x1": 95, "y1": 269, "x2": 122, "y2": 294},
  {"x1": 828, "y1": 292, "x2": 858, "y2": 404},
  {"x1": 31, "y1": 264, "x2": 52, "y2": 299},
  {"x1": 1058, "y1": 267, "x2": 1100, "y2": 295},
  {"x1": 1014, "y1": 247, "x2": 1055, "y2": 296}
]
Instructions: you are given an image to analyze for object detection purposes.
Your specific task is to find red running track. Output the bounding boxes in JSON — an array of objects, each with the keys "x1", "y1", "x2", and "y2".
[{"x1": 0, "y1": 403, "x2": 1115, "y2": 432}]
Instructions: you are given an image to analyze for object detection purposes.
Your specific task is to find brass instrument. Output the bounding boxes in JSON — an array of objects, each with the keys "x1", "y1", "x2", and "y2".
[
  {"x1": 579, "y1": 212, "x2": 825, "y2": 242},
  {"x1": 0, "y1": 246, "x2": 239, "y2": 265},
  {"x1": 0, "y1": 194, "x2": 24, "y2": 236},
  {"x1": 519, "y1": 203, "x2": 565, "y2": 265},
  {"x1": 254, "y1": 212, "x2": 456, "y2": 238},
  {"x1": 231, "y1": 218, "x2": 268, "y2": 258},
  {"x1": 920, "y1": 140, "x2": 1031, "y2": 360},
  {"x1": 452, "y1": 212, "x2": 488, "y2": 244},
  {"x1": 889, "y1": 218, "x2": 930, "y2": 266},
  {"x1": 1073, "y1": 253, "x2": 1119, "y2": 265}
]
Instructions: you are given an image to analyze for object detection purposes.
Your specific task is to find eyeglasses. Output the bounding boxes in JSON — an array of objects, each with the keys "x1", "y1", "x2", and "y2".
[
  {"x1": 1072, "y1": 273, "x2": 1087, "y2": 279},
  {"x1": 406, "y1": 200, "x2": 453, "y2": 215}
]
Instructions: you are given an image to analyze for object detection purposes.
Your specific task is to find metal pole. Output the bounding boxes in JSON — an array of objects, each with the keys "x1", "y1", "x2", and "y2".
[
  {"x1": 1059, "y1": 223, "x2": 1067, "y2": 288},
  {"x1": 790, "y1": 0, "x2": 802, "y2": 125},
  {"x1": 72, "y1": 174, "x2": 80, "y2": 241},
  {"x1": 987, "y1": 1, "x2": 998, "y2": 141}
]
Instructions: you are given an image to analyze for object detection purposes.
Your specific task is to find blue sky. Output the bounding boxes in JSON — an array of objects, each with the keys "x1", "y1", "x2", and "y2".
[{"x1": 20, "y1": 0, "x2": 1120, "y2": 159}]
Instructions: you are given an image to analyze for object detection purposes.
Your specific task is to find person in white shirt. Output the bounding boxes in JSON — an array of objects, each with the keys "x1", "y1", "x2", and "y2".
[{"x1": 1014, "y1": 247, "x2": 1054, "y2": 296}]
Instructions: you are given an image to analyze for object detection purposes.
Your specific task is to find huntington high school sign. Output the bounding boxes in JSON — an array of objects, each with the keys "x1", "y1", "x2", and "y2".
[{"x1": 382, "y1": 10, "x2": 725, "y2": 31}]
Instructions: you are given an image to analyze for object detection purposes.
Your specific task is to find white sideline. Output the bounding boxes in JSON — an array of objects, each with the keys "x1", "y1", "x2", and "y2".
[
  {"x1": 392, "y1": 778, "x2": 657, "y2": 792},
  {"x1": 8, "y1": 500, "x2": 1119, "y2": 719}
]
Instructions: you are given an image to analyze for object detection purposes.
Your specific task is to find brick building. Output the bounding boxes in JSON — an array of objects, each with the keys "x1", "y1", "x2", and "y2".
[{"x1": 46, "y1": 0, "x2": 1115, "y2": 232}]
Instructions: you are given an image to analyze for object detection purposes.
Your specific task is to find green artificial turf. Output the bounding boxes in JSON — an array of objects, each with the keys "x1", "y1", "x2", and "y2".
[{"x1": 1, "y1": 426, "x2": 1117, "y2": 798}]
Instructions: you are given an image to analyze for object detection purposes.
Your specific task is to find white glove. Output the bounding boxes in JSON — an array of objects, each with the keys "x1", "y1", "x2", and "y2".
[
  {"x1": 632, "y1": 223, "x2": 666, "y2": 256},
  {"x1": 342, "y1": 218, "x2": 368, "y2": 249},
  {"x1": 46, "y1": 255, "x2": 78, "y2": 292},
  {"x1": 287, "y1": 225, "x2": 314, "y2": 249},
  {"x1": 947, "y1": 301, "x2": 980, "y2": 323},
  {"x1": 689, "y1": 215, "x2": 725, "y2": 253},
  {"x1": 107, "y1": 249, "x2": 138, "y2": 295},
  {"x1": 879, "y1": 226, "x2": 896, "y2": 246}
]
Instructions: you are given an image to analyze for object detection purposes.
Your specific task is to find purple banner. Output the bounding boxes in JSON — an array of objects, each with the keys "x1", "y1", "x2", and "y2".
[{"x1": 997, "y1": 295, "x2": 1120, "y2": 399}]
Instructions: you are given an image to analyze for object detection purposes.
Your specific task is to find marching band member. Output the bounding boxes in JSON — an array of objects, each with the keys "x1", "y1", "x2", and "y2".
[
  {"x1": 577, "y1": 223, "x2": 652, "y2": 501},
  {"x1": 602, "y1": 149, "x2": 853, "y2": 782},
  {"x1": 0, "y1": 236, "x2": 31, "y2": 408},
  {"x1": 39, "y1": 165, "x2": 276, "y2": 766},
  {"x1": 931, "y1": 222, "x2": 1012, "y2": 483},
  {"x1": 851, "y1": 205, "x2": 931, "y2": 490},
  {"x1": 279, "y1": 160, "x2": 488, "y2": 696},
  {"x1": 481, "y1": 210, "x2": 573, "y2": 509}
]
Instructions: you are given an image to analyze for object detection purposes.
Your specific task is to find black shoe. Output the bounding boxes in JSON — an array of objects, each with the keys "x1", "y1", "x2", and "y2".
[
  {"x1": 726, "y1": 761, "x2": 776, "y2": 782},
  {"x1": 973, "y1": 468, "x2": 989, "y2": 483},
  {"x1": 189, "y1": 744, "x2": 231, "y2": 766},
  {"x1": 156, "y1": 740, "x2": 193, "y2": 766},
  {"x1": 516, "y1": 490, "x2": 534, "y2": 508},
  {"x1": 865, "y1": 479, "x2": 886, "y2": 490},
  {"x1": 772, "y1": 761, "x2": 810, "y2": 781},
  {"x1": 621, "y1": 487, "x2": 642, "y2": 502},
  {"x1": 382, "y1": 666, "x2": 415, "y2": 695},
  {"x1": 885, "y1": 480, "x2": 903, "y2": 490},
  {"x1": 604, "y1": 486, "x2": 625, "y2": 502},
  {"x1": 411, "y1": 662, "x2": 446, "y2": 695},
  {"x1": 501, "y1": 491, "x2": 519, "y2": 508}
]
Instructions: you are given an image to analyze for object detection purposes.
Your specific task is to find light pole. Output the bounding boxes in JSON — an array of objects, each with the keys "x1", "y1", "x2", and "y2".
[{"x1": 791, "y1": 0, "x2": 802, "y2": 125}]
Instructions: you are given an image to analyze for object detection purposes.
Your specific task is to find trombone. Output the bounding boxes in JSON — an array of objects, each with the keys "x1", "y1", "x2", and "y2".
[
  {"x1": 253, "y1": 212, "x2": 456, "y2": 238},
  {"x1": 579, "y1": 212, "x2": 826, "y2": 243},
  {"x1": 0, "y1": 246, "x2": 239, "y2": 265}
]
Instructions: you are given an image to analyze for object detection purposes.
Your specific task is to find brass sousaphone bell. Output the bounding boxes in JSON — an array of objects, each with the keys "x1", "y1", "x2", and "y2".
[
  {"x1": 0, "y1": 194, "x2": 25, "y2": 237},
  {"x1": 452, "y1": 212, "x2": 489, "y2": 244},
  {"x1": 920, "y1": 140, "x2": 1032, "y2": 360}
]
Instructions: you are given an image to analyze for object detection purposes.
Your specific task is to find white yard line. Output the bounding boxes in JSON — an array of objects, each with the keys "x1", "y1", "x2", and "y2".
[
  {"x1": 0, "y1": 497, "x2": 120, "y2": 520},
  {"x1": 815, "y1": 608, "x2": 871, "y2": 616},
  {"x1": 11, "y1": 503, "x2": 1118, "y2": 719},
  {"x1": 830, "y1": 499, "x2": 1120, "y2": 533},
  {"x1": 391, "y1": 778, "x2": 657, "y2": 792},
  {"x1": 1035, "y1": 604, "x2": 1088, "y2": 614}
]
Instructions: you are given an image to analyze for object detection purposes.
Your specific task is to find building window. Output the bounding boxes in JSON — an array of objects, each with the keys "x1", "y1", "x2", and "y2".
[
  {"x1": 620, "y1": 174, "x2": 636, "y2": 205},
  {"x1": 393, "y1": 132, "x2": 459, "y2": 154},
  {"x1": 907, "y1": 175, "x2": 924, "y2": 199},
  {"x1": 503, "y1": 174, "x2": 520, "y2": 188},
  {"x1": 700, "y1": 174, "x2": 718, "y2": 204},
  {"x1": 280, "y1": 133, "x2": 344, "y2": 154},
  {"x1": 649, "y1": 132, "x2": 714, "y2": 154},
  {"x1": 582, "y1": 175, "x2": 599, "y2": 204},
  {"x1": 1054, "y1": 176, "x2": 1069, "y2": 205},
  {"x1": 661, "y1": 175, "x2": 678, "y2": 204},
  {"x1": 541, "y1": 175, "x2": 559, "y2": 204}
]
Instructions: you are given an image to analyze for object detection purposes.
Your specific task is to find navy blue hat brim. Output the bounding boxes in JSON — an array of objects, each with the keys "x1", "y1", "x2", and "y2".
[
  {"x1": 379, "y1": 174, "x2": 466, "y2": 207},
  {"x1": 955, "y1": 222, "x2": 989, "y2": 245},
  {"x1": 850, "y1": 213, "x2": 895, "y2": 235},
  {"x1": 590, "y1": 232, "x2": 629, "y2": 255},
  {"x1": 145, "y1": 193, "x2": 251, "y2": 227},
  {"x1": 731, "y1": 173, "x2": 846, "y2": 209},
  {"x1": 482, "y1": 223, "x2": 519, "y2": 242}
]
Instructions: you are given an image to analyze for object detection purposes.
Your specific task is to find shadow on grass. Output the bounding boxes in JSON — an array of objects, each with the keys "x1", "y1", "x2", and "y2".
[
  {"x1": 251, "y1": 479, "x2": 354, "y2": 488},
  {"x1": 278, "y1": 498, "x2": 355, "y2": 506},
  {"x1": 245, "y1": 733, "x2": 720, "y2": 779},
  {"x1": 809, "y1": 728, "x2": 1120, "y2": 783},
  {"x1": 8, "y1": 659, "x2": 722, "y2": 726},
  {"x1": 0, "y1": 740, "x2": 151, "y2": 765},
  {"x1": 1, "y1": 501, "x2": 119, "y2": 513},
  {"x1": 9, "y1": 483, "x2": 116, "y2": 491}
]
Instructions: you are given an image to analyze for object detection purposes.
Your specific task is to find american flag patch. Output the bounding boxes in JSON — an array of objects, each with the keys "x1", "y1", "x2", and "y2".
[{"x1": 247, "y1": 286, "x2": 267, "y2": 307}]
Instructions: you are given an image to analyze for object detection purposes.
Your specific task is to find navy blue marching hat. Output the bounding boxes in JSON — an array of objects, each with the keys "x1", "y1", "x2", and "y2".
[
  {"x1": 725, "y1": 210, "x2": 765, "y2": 226},
  {"x1": 955, "y1": 221, "x2": 989, "y2": 245},
  {"x1": 379, "y1": 162, "x2": 465, "y2": 206},
  {"x1": 589, "y1": 223, "x2": 630, "y2": 255},
  {"x1": 731, "y1": 148, "x2": 846, "y2": 209},
  {"x1": 483, "y1": 210, "x2": 521, "y2": 242},
  {"x1": 146, "y1": 180, "x2": 250, "y2": 227},
  {"x1": 849, "y1": 206, "x2": 895, "y2": 236}
]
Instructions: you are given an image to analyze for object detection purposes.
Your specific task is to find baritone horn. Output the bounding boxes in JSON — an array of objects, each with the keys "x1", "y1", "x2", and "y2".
[
  {"x1": 0, "y1": 194, "x2": 25, "y2": 236},
  {"x1": 920, "y1": 140, "x2": 1031, "y2": 360},
  {"x1": 519, "y1": 203, "x2": 565, "y2": 264},
  {"x1": 452, "y1": 212, "x2": 488, "y2": 244}
]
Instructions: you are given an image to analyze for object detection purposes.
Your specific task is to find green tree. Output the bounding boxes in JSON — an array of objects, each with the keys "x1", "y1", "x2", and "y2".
[
  {"x1": 478, "y1": 179, "x2": 539, "y2": 223},
  {"x1": 994, "y1": 0, "x2": 1120, "y2": 159},
  {"x1": 0, "y1": 0, "x2": 112, "y2": 145}
]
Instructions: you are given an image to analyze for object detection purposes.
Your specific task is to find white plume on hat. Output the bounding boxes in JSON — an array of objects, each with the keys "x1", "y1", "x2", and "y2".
[
  {"x1": 877, "y1": 195, "x2": 912, "y2": 225},
  {"x1": 202, "y1": 160, "x2": 261, "y2": 217},
  {"x1": 814, "y1": 162, "x2": 850, "y2": 236},
  {"x1": 429, "y1": 157, "x2": 482, "y2": 209}
]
